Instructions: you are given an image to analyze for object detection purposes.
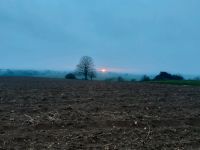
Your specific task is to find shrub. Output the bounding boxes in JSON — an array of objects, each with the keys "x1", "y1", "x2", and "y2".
[
  {"x1": 172, "y1": 74, "x2": 184, "y2": 80},
  {"x1": 140, "y1": 75, "x2": 151, "y2": 82},
  {"x1": 65, "y1": 73, "x2": 76, "y2": 79},
  {"x1": 117, "y1": 76, "x2": 124, "y2": 82},
  {"x1": 154, "y1": 72, "x2": 184, "y2": 80}
]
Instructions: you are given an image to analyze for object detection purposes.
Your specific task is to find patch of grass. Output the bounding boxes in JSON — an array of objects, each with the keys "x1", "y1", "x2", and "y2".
[{"x1": 149, "y1": 80, "x2": 200, "y2": 86}]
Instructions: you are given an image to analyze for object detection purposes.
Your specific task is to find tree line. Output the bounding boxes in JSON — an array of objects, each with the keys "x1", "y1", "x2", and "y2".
[
  {"x1": 140, "y1": 72, "x2": 184, "y2": 82},
  {"x1": 65, "y1": 56, "x2": 187, "y2": 82}
]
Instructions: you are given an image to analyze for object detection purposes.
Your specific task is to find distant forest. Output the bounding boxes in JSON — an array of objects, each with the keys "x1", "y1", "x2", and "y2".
[{"x1": 0, "y1": 69, "x2": 67, "y2": 78}]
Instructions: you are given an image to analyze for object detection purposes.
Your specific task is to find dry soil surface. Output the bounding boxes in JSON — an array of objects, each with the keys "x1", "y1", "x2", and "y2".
[{"x1": 0, "y1": 77, "x2": 200, "y2": 150}]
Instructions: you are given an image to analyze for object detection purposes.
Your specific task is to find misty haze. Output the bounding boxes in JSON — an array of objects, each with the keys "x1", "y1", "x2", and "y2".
[{"x1": 0, "y1": 0, "x2": 200, "y2": 149}]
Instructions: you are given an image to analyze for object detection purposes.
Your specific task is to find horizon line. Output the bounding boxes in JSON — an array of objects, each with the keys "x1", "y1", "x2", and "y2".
[{"x1": 0, "y1": 68, "x2": 199, "y2": 76}]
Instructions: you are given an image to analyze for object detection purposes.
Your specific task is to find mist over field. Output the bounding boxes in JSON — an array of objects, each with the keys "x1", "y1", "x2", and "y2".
[
  {"x1": 0, "y1": 69, "x2": 142, "y2": 80},
  {"x1": 0, "y1": 69, "x2": 199, "y2": 82},
  {"x1": 1, "y1": 1, "x2": 200, "y2": 149}
]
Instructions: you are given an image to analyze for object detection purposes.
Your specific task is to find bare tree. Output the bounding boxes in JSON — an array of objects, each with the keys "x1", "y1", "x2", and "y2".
[
  {"x1": 76, "y1": 56, "x2": 96, "y2": 80},
  {"x1": 88, "y1": 70, "x2": 97, "y2": 80}
]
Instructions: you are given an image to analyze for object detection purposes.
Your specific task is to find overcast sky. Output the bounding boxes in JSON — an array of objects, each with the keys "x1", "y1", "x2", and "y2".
[{"x1": 0, "y1": 0, "x2": 200, "y2": 74}]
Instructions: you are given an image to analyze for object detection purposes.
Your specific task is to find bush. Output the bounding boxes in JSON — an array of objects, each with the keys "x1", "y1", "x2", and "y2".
[
  {"x1": 65, "y1": 73, "x2": 76, "y2": 79},
  {"x1": 172, "y1": 74, "x2": 184, "y2": 80},
  {"x1": 154, "y1": 72, "x2": 184, "y2": 81},
  {"x1": 117, "y1": 76, "x2": 124, "y2": 82},
  {"x1": 140, "y1": 75, "x2": 151, "y2": 82}
]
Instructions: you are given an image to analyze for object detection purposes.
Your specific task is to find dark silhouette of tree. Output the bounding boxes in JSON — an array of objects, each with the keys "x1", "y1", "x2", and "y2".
[
  {"x1": 117, "y1": 76, "x2": 124, "y2": 82},
  {"x1": 154, "y1": 72, "x2": 184, "y2": 80},
  {"x1": 172, "y1": 74, "x2": 184, "y2": 80},
  {"x1": 65, "y1": 73, "x2": 76, "y2": 79},
  {"x1": 88, "y1": 71, "x2": 97, "y2": 80},
  {"x1": 76, "y1": 56, "x2": 95, "y2": 80},
  {"x1": 154, "y1": 72, "x2": 172, "y2": 80},
  {"x1": 140, "y1": 75, "x2": 151, "y2": 82}
]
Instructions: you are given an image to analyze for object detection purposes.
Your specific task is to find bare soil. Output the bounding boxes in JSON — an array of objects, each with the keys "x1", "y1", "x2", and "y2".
[{"x1": 0, "y1": 77, "x2": 200, "y2": 149}]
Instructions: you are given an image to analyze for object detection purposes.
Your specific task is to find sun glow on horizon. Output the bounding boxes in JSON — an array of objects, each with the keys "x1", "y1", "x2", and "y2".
[
  {"x1": 100, "y1": 68, "x2": 108, "y2": 73},
  {"x1": 98, "y1": 67, "x2": 133, "y2": 73}
]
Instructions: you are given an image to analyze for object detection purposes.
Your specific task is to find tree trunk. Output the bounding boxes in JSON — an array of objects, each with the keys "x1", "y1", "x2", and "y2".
[
  {"x1": 85, "y1": 72, "x2": 88, "y2": 80},
  {"x1": 84, "y1": 67, "x2": 88, "y2": 80}
]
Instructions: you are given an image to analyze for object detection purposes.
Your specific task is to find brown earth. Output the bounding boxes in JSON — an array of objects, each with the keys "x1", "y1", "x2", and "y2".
[{"x1": 0, "y1": 77, "x2": 200, "y2": 150}]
